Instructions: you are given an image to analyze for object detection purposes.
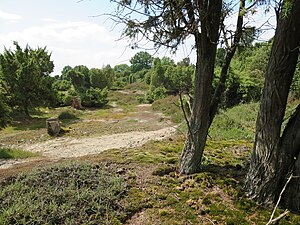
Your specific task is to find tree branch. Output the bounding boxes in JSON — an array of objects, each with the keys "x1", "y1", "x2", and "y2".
[
  {"x1": 266, "y1": 173, "x2": 293, "y2": 225},
  {"x1": 179, "y1": 92, "x2": 193, "y2": 143},
  {"x1": 209, "y1": 0, "x2": 245, "y2": 125}
]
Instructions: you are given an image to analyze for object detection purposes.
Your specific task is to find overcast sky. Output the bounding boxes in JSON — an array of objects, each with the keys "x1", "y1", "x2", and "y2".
[{"x1": 0, "y1": 0, "x2": 275, "y2": 75}]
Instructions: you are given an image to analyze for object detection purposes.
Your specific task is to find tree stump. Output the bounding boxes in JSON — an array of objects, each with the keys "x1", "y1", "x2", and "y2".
[
  {"x1": 46, "y1": 118, "x2": 61, "y2": 136},
  {"x1": 72, "y1": 97, "x2": 83, "y2": 110}
]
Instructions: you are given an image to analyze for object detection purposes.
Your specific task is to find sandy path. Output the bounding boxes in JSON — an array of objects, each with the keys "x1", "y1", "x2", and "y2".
[
  {"x1": 0, "y1": 126, "x2": 177, "y2": 169},
  {"x1": 22, "y1": 126, "x2": 177, "y2": 158}
]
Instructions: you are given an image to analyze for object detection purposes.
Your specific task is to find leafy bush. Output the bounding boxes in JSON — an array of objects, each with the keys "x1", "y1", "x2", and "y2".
[
  {"x1": 145, "y1": 87, "x2": 167, "y2": 103},
  {"x1": 52, "y1": 80, "x2": 72, "y2": 91},
  {"x1": 82, "y1": 87, "x2": 108, "y2": 107},
  {"x1": 55, "y1": 89, "x2": 78, "y2": 107},
  {"x1": 0, "y1": 162, "x2": 128, "y2": 224}
]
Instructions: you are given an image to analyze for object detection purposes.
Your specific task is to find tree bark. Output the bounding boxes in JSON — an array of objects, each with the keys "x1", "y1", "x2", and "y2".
[
  {"x1": 179, "y1": 0, "x2": 222, "y2": 174},
  {"x1": 245, "y1": 0, "x2": 300, "y2": 209},
  {"x1": 179, "y1": 0, "x2": 247, "y2": 174},
  {"x1": 280, "y1": 105, "x2": 300, "y2": 212}
]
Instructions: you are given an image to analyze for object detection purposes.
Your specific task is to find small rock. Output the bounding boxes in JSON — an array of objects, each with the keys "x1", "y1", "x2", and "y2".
[{"x1": 116, "y1": 168, "x2": 126, "y2": 174}]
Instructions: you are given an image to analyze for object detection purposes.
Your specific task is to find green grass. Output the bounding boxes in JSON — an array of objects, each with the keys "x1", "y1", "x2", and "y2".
[
  {"x1": 209, "y1": 103, "x2": 259, "y2": 140},
  {"x1": 2, "y1": 92, "x2": 300, "y2": 224},
  {"x1": 0, "y1": 162, "x2": 128, "y2": 225},
  {"x1": 0, "y1": 148, "x2": 39, "y2": 159},
  {"x1": 152, "y1": 96, "x2": 258, "y2": 140}
]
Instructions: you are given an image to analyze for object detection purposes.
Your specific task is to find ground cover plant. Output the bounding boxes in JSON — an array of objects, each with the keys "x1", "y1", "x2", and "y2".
[
  {"x1": 0, "y1": 162, "x2": 128, "y2": 224},
  {"x1": 84, "y1": 138, "x2": 300, "y2": 224}
]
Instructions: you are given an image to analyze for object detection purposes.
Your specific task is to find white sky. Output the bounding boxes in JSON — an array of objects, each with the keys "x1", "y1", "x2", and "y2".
[{"x1": 0, "y1": 0, "x2": 275, "y2": 75}]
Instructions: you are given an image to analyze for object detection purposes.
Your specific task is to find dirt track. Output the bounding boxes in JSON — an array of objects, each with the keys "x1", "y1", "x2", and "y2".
[{"x1": 21, "y1": 126, "x2": 176, "y2": 159}]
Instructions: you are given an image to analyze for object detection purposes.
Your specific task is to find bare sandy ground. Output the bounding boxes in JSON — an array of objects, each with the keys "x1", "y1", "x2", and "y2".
[
  {"x1": 22, "y1": 126, "x2": 177, "y2": 158},
  {"x1": 0, "y1": 103, "x2": 178, "y2": 169},
  {"x1": 0, "y1": 126, "x2": 176, "y2": 169}
]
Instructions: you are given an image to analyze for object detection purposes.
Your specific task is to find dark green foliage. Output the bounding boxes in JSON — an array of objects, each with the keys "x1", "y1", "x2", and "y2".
[
  {"x1": 164, "y1": 64, "x2": 193, "y2": 94},
  {"x1": 66, "y1": 69, "x2": 86, "y2": 92},
  {"x1": 150, "y1": 58, "x2": 165, "y2": 89},
  {"x1": 60, "y1": 65, "x2": 72, "y2": 81},
  {"x1": 114, "y1": 64, "x2": 132, "y2": 88},
  {"x1": 0, "y1": 42, "x2": 54, "y2": 116},
  {"x1": 74, "y1": 65, "x2": 90, "y2": 88},
  {"x1": 161, "y1": 56, "x2": 175, "y2": 66},
  {"x1": 0, "y1": 162, "x2": 128, "y2": 224},
  {"x1": 90, "y1": 65, "x2": 114, "y2": 89},
  {"x1": 82, "y1": 87, "x2": 109, "y2": 107},
  {"x1": 89, "y1": 68, "x2": 105, "y2": 89},
  {"x1": 52, "y1": 79, "x2": 72, "y2": 91},
  {"x1": 140, "y1": 57, "x2": 194, "y2": 103},
  {"x1": 130, "y1": 51, "x2": 153, "y2": 73},
  {"x1": 0, "y1": 96, "x2": 11, "y2": 129},
  {"x1": 57, "y1": 65, "x2": 113, "y2": 108},
  {"x1": 213, "y1": 43, "x2": 271, "y2": 108},
  {"x1": 145, "y1": 87, "x2": 166, "y2": 103}
]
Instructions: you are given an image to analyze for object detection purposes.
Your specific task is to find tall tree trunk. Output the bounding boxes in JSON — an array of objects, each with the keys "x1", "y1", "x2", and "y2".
[
  {"x1": 180, "y1": 0, "x2": 245, "y2": 174},
  {"x1": 179, "y1": 0, "x2": 222, "y2": 174},
  {"x1": 180, "y1": 43, "x2": 216, "y2": 174},
  {"x1": 245, "y1": 0, "x2": 300, "y2": 209}
]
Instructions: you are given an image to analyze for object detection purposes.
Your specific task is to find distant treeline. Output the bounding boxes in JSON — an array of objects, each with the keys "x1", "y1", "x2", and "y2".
[{"x1": 0, "y1": 41, "x2": 300, "y2": 128}]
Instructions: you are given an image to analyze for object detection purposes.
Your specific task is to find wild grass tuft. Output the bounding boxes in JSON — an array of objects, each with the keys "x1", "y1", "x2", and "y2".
[{"x1": 0, "y1": 148, "x2": 39, "y2": 159}]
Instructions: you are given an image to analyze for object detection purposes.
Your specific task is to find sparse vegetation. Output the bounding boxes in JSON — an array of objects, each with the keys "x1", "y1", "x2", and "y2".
[
  {"x1": 0, "y1": 148, "x2": 39, "y2": 159},
  {"x1": 0, "y1": 13, "x2": 300, "y2": 224}
]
